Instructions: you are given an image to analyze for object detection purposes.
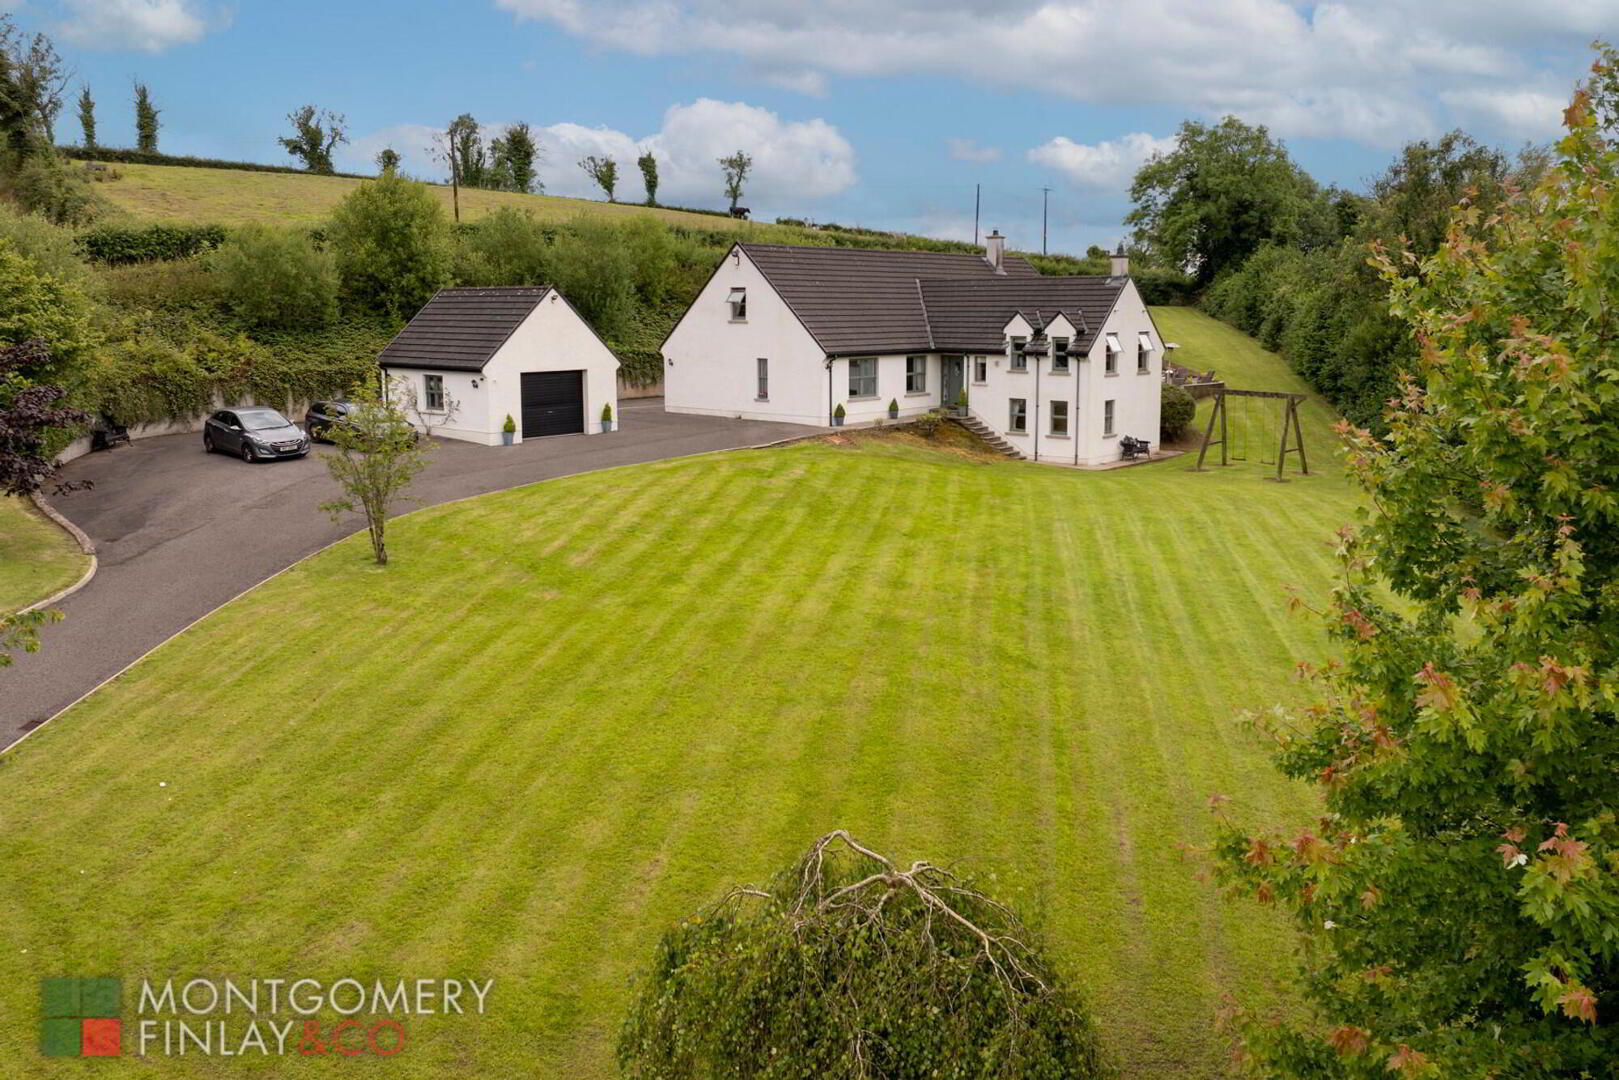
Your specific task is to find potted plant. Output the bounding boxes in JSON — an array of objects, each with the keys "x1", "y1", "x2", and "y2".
[
  {"x1": 502, "y1": 414, "x2": 516, "y2": 446},
  {"x1": 832, "y1": 402, "x2": 846, "y2": 427},
  {"x1": 887, "y1": 398, "x2": 899, "y2": 421},
  {"x1": 601, "y1": 402, "x2": 615, "y2": 433},
  {"x1": 954, "y1": 388, "x2": 968, "y2": 417}
]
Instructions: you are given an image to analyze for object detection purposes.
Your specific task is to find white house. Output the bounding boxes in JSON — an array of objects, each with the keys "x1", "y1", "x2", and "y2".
[
  {"x1": 379, "y1": 286, "x2": 620, "y2": 445},
  {"x1": 661, "y1": 235, "x2": 1164, "y2": 466}
]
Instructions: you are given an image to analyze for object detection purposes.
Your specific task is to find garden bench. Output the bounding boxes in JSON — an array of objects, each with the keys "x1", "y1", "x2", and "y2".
[{"x1": 1119, "y1": 436, "x2": 1151, "y2": 460}]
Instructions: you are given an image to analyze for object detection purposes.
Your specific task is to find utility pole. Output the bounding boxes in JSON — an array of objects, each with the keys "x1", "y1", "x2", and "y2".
[
  {"x1": 1041, "y1": 186, "x2": 1052, "y2": 255},
  {"x1": 446, "y1": 123, "x2": 461, "y2": 224},
  {"x1": 973, "y1": 183, "x2": 981, "y2": 246}
]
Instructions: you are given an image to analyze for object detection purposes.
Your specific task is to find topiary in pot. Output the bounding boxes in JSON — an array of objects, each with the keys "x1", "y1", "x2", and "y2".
[
  {"x1": 887, "y1": 397, "x2": 899, "y2": 419},
  {"x1": 832, "y1": 402, "x2": 846, "y2": 427},
  {"x1": 502, "y1": 413, "x2": 516, "y2": 445},
  {"x1": 601, "y1": 401, "x2": 615, "y2": 433}
]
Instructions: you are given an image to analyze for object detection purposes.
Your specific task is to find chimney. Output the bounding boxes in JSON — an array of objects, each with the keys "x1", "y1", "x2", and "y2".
[
  {"x1": 1110, "y1": 243, "x2": 1129, "y2": 278},
  {"x1": 984, "y1": 230, "x2": 1005, "y2": 274}
]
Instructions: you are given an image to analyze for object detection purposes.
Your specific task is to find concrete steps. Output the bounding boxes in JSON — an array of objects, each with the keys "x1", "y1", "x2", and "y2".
[{"x1": 950, "y1": 414, "x2": 1024, "y2": 459}]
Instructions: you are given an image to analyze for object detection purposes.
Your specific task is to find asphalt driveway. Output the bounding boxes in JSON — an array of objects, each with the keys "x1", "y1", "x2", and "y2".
[{"x1": 2, "y1": 400, "x2": 822, "y2": 743}]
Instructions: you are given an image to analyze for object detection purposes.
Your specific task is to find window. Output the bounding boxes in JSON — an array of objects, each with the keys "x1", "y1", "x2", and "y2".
[
  {"x1": 849, "y1": 357, "x2": 877, "y2": 398},
  {"x1": 1010, "y1": 337, "x2": 1028, "y2": 371},
  {"x1": 1009, "y1": 397, "x2": 1027, "y2": 432},
  {"x1": 1105, "y1": 332, "x2": 1121, "y2": 375},
  {"x1": 1103, "y1": 398, "x2": 1116, "y2": 436},
  {"x1": 425, "y1": 373, "x2": 445, "y2": 411},
  {"x1": 1050, "y1": 399, "x2": 1069, "y2": 435},
  {"x1": 1052, "y1": 337, "x2": 1070, "y2": 373},
  {"x1": 973, "y1": 356, "x2": 987, "y2": 383},
  {"x1": 906, "y1": 355, "x2": 927, "y2": 393},
  {"x1": 727, "y1": 287, "x2": 747, "y2": 321},
  {"x1": 1138, "y1": 331, "x2": 1153, "y2": 373},
  {"x1": 756, "y1": 357, "x2": 769, "y2": 400}
]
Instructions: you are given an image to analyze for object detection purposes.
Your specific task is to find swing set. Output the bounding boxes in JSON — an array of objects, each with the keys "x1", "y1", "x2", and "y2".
[{"x1": 1192, "y1": 388, "x2": 1309, "y2": 481}]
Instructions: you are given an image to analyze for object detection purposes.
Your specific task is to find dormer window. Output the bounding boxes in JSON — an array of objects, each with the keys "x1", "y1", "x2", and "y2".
[
  {"x1": 1104, "y1": 332, "x2": 1121, "y2": 375},
  {"x1": 1137, "y1": 331, "x2": 1153, "y2": 373},
  {"x1": 727, "y1": 287, "x2": 747, "y2": 321},
  {"x1": 1010, "y1": 337, "x2": 1028, "y2": 371},
  {"x1": 1052, "y1": 337, "x2": 1070, "y2": 373}
]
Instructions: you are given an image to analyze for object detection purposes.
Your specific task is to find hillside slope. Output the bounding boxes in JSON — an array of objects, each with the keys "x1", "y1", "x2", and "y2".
[{"x1": 95, "y1": 162, "x2": 762, "y2": 231}]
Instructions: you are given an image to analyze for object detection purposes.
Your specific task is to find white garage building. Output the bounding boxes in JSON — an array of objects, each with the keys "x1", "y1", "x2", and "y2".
[{"x1": 379, "y1": 286, "x2": 620, "y2": 445}]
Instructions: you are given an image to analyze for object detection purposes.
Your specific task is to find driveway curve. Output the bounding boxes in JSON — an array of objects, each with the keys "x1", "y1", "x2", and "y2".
[{"x1": 2, "y1": 400, "x2": 821, "y2": 744}]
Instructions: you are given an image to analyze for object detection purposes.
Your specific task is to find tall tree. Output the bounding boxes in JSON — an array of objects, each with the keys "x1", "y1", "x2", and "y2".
[
  {"x1": 1362, "y1": 130, "x2": 1510, "y2": 259},
  {"x1": 75, "y1": 84, "x2": 93, "y2": 149},
  {"x1": 447, "y1": 114, "x2": 486, "y2": 189},
  {"x1": 1127, "y1": 116, "x2": 1324, "y2": 285},
  {"x1": 579, "y1": 154, "x2": 616, "y2": 201},
  {"x1": 718, "y1": 150, "x2": 751, "y2": 212},
  {"x1": 327, "y1": 172, "x2": 453, "y2": 318},
  {"x1": 277, "y1": 104, "x2": 347, "y2": 175},
  {"x1": 1214, "y1": 48, "x2": 1619, "y2": 1077},
  {"x1": 133, "y1": 82, "x2": 159, "y2": 153},
  {"x1": 375, "y1": 147, "x2": 400, "y2": 174},
  {"x1": 637, "y1": 150, "x2": 658, "y2": 206},
  {"x1": 498, "y1": 121, "x2": 539, "y2": 194},
  {"x1": 0, "y1": 17, "x2": 69, "y2": 160}
]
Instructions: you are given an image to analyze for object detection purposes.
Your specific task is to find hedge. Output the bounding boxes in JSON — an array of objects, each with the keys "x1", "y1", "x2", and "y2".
[
  {"x1": 77, "y1": 223, "x2": 229, "y2": 264},
  {"x1": 60, "y1": 146, "x2": 372, "y2": 180}
]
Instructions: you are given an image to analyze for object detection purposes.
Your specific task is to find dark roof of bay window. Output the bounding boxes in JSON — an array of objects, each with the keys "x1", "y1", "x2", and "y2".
[
  {"x1": 379, "y1": 287, "x2": 551, "y2": 371},
  {"x1": 736, "y1": 242, "x2": 1125, "y2": 356}
]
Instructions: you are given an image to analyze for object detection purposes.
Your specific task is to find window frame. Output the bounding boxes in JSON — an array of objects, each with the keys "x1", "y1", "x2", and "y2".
[
  {"x1": 727, "y1": 287, "x2": 747, "y2": 321},
  {"x1": 973, "y1": 356, "x2": 988, "y2": 383},
  {"x1": 1103, "y1": 398, "x2": 1116, "y2": 437},
  {"x1": 1008, "y1": 397, "x2": 1028, "y2": 433},
  {"x1": 848, "y1": 356, "x2": 878, "y2": 399},
  {"x1": 1009, "y1": 337, "x2": 1028, "y2": 372},
  {"x1": 1052, "y1": 337, "x2": 1071, "y2": 374},
  {"x1": 905, "y1": 354, "x2": 927, "y2": 394},
  {"x1": 424, "y1": 373, "x2": 446, "y2": 412},
  {"x1": 756, "y1": 357, "x2": 769, "y2": 401},
  {"x1": 1137, "y1": 331, "x2": 1152, "y2": 374},
  {"x1": 1050, "y1": 398, "x2": 1069, "y2": 435}
]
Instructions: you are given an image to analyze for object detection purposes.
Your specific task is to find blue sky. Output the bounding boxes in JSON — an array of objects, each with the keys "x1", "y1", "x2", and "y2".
[{"x1": 9, "y1": 1, "x2": 1611, "y2": 254}]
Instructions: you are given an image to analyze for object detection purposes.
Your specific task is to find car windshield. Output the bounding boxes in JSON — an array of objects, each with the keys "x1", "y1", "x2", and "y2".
[{"x1": 239, "y1": 410, "x2": 289, "y2": 431}]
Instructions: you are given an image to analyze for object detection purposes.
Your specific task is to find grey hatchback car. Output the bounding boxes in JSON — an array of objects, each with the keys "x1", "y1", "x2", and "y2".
[{"x1": 202, "y1": 407, "x2": 310, "y2": 462}]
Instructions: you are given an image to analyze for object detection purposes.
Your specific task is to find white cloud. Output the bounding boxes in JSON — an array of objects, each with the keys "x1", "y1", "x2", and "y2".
[
  {"x1": 1439, "y1": 87, "x2": 1569, "y2": 141},
  {"x1": 493, "y1": 0, "x2": 1602, "y2": 147},
  {"x1": 342, "y1": 100, "x2": 857, "y2": 213},
  {"x1": 1028, "y1": 132, "x2": 1177, "y2": 192},
  {"x1": 947, "y1": 138, "x2": 1001, "y2": 163},
  {"x1": 57, "y1": 0, "x2": 213, "y2": 53}
]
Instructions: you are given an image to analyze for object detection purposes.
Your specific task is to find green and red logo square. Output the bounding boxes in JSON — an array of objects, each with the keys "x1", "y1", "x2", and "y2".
[{"x1": 40, "y1": 977, "x2": 121, "y2": 1057}]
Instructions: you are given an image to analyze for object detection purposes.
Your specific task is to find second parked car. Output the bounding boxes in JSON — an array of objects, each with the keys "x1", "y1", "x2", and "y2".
[{"x1": 203, "y1": 407, "x2": 309, "y2": 462}]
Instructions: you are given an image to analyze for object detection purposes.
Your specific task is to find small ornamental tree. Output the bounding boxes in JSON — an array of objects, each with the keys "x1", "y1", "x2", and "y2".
[
  {"x1": 618, "y1": 830, "x2": 1108, "y2": 1079},
  {"x1": 318, "y1": 378, "x2": 433, "y2": 566},
  {"x1": 1212, "y1": 49, "x2": 1619, "y2": 1078}
]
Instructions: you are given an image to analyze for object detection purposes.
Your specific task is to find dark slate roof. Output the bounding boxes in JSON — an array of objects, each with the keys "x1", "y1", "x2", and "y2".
[
  {"x1": 739, "y1": 243, "x2": 1040, "y2": 355},
  {"x1": 918, "y1": 276, "x2": 1126, "y2": 352},
  {"x1": 378, "y1": 287, "x2": 550, "y2": 371}
]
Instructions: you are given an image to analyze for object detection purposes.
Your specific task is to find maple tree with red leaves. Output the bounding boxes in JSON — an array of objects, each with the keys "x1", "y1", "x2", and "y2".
[{"x1": 1210, "y1": 45, "x2": 1619, "y2": 1079}]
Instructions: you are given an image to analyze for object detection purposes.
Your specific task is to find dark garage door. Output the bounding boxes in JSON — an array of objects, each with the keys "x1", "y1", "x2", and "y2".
[{"x1": 520, "y1": 370, "x2": 584, "y2": 438}]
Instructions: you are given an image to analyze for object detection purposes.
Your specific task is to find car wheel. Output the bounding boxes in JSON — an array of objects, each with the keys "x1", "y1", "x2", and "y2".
[
  {"x1": 203, "y1": 433, "x2": 214, "y2": 454},
  {"x1": 240, "y1": 441, "x2": 255, "y2": 463}
]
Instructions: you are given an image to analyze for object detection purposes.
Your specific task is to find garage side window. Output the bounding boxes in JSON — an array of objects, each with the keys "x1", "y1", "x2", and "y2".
[
  {"x1": 425, "y1": 373, "x2": 445, "y2": 411},
  {"x1": 756, "y1": 357, "x2": 769, "y2": 400}
]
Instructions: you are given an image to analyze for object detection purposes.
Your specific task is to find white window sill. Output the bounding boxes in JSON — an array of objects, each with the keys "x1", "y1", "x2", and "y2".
[
  {"x1": 905, "y1": 391, "x2": 930, "y2": 397},
  {"x1": 1008, "y1": 368, "x2": 1029, "y2": 374},
  {"x1": 755, "y1": 396, "x2": 769, "y2": 402},
  {"x1": 1049, "y1": 370, "x2": 1071, "y2": 377},
  {"x1": 1137, "y1": 370, "x2": 1151, "y2": 376},
  {"x1": 1006, "y1": 429, "x2": 1028, "y2": 437},
  {"x1": 1103, "y1": 432, "x2": 1117, "y2": 439},
  {"x1": 1104, "y1": 371, "x2": 1120, "y2": 378},
  {"x1": 1047, "y1": 432, "x2": 1070, "y2": 439},
  {"x1": 847, "y1": 395, "x2": 881, "y2": 402},
  {"x1": 728, "y1": 318, "x2": 748, "y2": 324},
  {"x1": 970, "y1": 380, "x2": 987, "y2": 386}
]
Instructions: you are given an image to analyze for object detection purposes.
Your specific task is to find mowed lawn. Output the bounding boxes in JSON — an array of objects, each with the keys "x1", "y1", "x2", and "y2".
[
  {"x1": 0, "y1": 310, "x2": 1354, "y2": 1078},
  {"x1": 0, "y1": 496, "x2": 87, "y2": 613},
  {"x1": 97, "y1": 162, "x2": 765, "y2": 230}
]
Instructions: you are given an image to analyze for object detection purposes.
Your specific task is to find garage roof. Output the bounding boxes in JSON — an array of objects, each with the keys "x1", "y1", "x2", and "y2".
[{"x1": 379, "y1": 287, "x2": 551, "y2": 372}]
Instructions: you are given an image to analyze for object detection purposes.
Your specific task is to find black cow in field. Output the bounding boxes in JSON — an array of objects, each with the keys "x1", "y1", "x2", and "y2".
[{"x1": 730, "y1": 206, "x2": 750, "y2": 219}]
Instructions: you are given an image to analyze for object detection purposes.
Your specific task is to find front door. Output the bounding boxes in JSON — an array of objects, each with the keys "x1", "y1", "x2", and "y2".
[
  {"x1": 941, "y1": 355, "x2": 965, "y2": 410},
  {"x1": 520, "y1": 370, "x2": 585, "y2": 438}
]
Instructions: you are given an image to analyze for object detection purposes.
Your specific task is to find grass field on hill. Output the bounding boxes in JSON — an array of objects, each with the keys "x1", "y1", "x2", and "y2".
[
  {"x1": 0, "y1": 310, "x2": 1353, "y2": 1078},
  {"x1": 0, "y1": 496, "x2": 86, "y2": 614},
  {"x1": 96, "y1": 162, "x2": 772, "y2": 231}
]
